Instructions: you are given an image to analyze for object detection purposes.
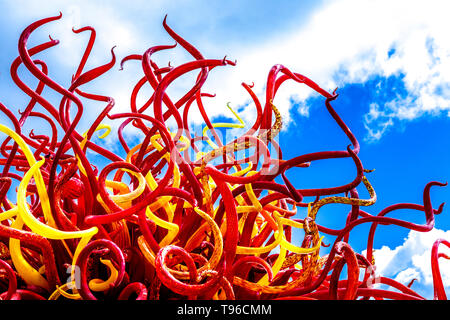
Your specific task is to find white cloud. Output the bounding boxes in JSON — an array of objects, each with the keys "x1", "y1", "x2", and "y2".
[
  {"x1": 367, "y1": 228, "x2": 450, "y2": 299},
  {"x1": 196, "y1": 0, "x2": 450, "y2": 138},
  {"x1": 394, "y1": 268, "x2": 421, "y2": 285}
]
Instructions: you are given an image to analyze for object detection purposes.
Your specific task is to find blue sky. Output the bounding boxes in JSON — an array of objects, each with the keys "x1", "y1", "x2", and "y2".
[{"x1": 0, "y1": 0, "x2": 449, "y2": 298}]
